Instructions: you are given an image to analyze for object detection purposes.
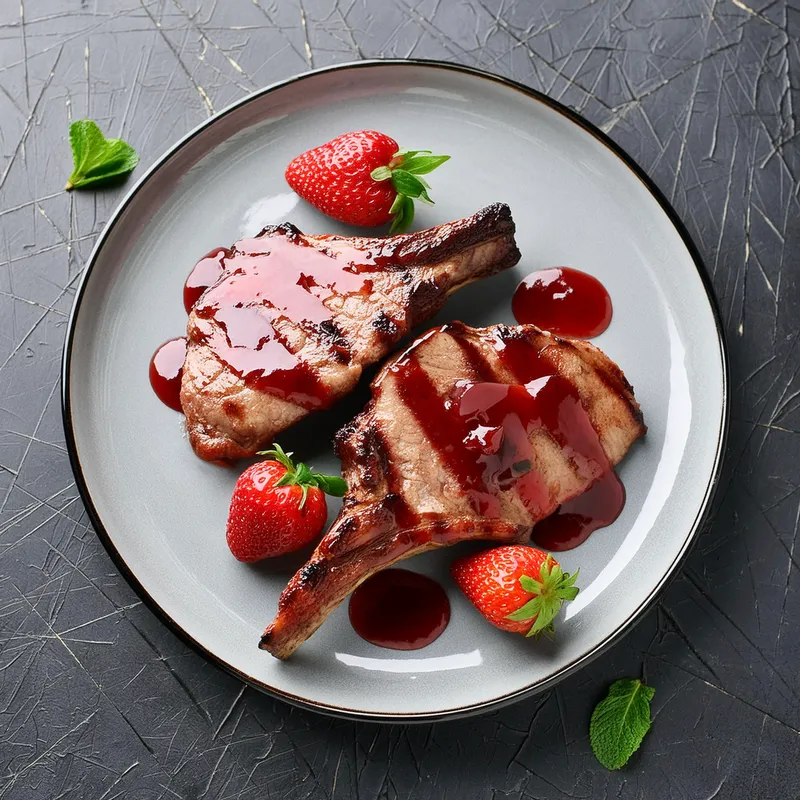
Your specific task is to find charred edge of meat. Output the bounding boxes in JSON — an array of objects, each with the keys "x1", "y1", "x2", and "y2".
[
  {"x1": 372, "y1": 310, "x2": 400, "y2": 339},
  {"x1": 317, "y1": 319, "x2": 352, "y2": 364},
  {"x1": 298, "y1": 560, "x2": 326, "y2": 588},
  {"x1": 255, "y1": 221, "x2": 303, "y2": 240},
  {"x1": 410, "y1": 244, "x2": 521, "y2": 330},
  {"x1": 407, "y1": 278, "x2": 444, "y2": 324},
  {"x1": 575, "y1": 342, "x2": 647, "y2": 432},
  {"x1": 360, "y1": 426, "x2": 392, "y2": 490},
  {"x1": 321, "y1": 203, "x2": 518, "y2": 269},
  {"x1": 335, "y1": 417, "x2": 388, "y2": 491},
  {"x1": 494, "y1": 323, "x2": 530, "y2": 342},
  {"x1": 336, "y1": 516, "x2": 358, "y2": 536},
  {"x1": 333, "y1": 418, "x2": 359, "y2": 458},
  {"x1": 221, "y1": 398, "x2": 245, "y2": 421},
  {"x1": 322, "y1": 494, "x2": 405, "y2": 555}
]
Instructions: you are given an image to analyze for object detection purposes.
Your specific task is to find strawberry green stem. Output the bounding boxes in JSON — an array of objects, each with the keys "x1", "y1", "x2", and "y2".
[
  {"x1": 257, "y1": 443, "x2": 347, "y2": 509},
  {"x1": 505, "y1": 555, "x2": 580, "y2": 638},
  {"x1": 370, "y1": 148, "x2": 451, "y2": 234}
]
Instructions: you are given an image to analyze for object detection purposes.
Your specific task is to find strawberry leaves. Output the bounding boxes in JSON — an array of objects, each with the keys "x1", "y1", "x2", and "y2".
[
  {"x1": 370, "y1": 148, "x2": 450, "y2": 234},
  {"x1": 388, "y1": 194, "x2": 415, "y2": 234},
  {"x1": 66, "y1": 119, "x2": 139, "y2": 191},
  {"x1": 505, "y1": 555, "x2": 580, "y2": 637},
  {"x1": 259, "y1": 443, "x2": 347, "y2": 509},
  {"x1": 590, "y1": 678, "x2": 656, "y2": 769},
  {"x1": 390, "y1": 169, "x2": 434, "y2": 205}
]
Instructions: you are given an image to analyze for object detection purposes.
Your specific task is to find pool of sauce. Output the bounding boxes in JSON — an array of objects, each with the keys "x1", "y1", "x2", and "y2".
[
  {"x1": 512, "y1": 267, "x2": 612, "y2": 339},
  {"x1": 149, "y1": 337, "x2": 187, "y2": 412},
  {"x1": 532, "y1": 470, "x2": 625, "y2": 551},
  {"x1": 348, "y1": 569, "x2": 450, "y2": 650}
]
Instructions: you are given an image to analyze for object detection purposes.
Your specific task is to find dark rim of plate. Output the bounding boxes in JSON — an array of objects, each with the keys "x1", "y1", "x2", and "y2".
[{"x1": 60, "y1": 58, "x2": 731, "y2": 723}]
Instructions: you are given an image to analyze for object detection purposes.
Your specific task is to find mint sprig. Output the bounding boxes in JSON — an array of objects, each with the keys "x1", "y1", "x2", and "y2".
[
  {"x1": 370, "y1": 148, "x2": 450, "y2": 234},
  {"x1": 505, "y1": 554, "x2": 580, "y2": 637},
  {"x1": 257, "y1": 443, "x2": 347, "y2": 509},
  {"x1": 65, "y1": 119, "x2": 139, "y2": 191},
  {"x1": 590, "y1": 678, "x2": 656, "y2": 770}
]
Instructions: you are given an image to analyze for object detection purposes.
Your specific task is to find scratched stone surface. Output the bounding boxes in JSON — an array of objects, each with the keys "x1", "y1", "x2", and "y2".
[{"x1": 0, "y1": 1, "x2": 798, "y2": 798}]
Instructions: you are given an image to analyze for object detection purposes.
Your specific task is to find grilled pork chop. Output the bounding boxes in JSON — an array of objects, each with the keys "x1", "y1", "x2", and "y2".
[
  {"x1": 260, "y1": 322, "x2": 646, "y2": 659},
  {"x1": 181, "y1": 204, "x2": 520, "y2": 461}
]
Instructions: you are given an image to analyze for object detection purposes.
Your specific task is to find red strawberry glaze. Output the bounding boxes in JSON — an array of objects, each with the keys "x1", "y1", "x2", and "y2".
[
  {"x1": 512, "y1": 267, "x2": 612, "y2": 339},
  {"x1": 389, "y1": 327, "x2": 625, "y2": 551},
  {"x1": 184, "y1": 247, "x2": 227, "y2": 312},
  {"x1": 349, "y1": 569, "x2": 450, "y2": 650},
  {"x1": 152, "y1": 223, "x2": 424, "y2": 413},
  {"x1": 191, "y1": 233, "x2": 379, "y2": 409},
  {"x1": 532, "y1": 471, "x2": 625, "y2": 551},
  {"x1": 149, "y1": 337, "x2": 187, "y2": 412}
]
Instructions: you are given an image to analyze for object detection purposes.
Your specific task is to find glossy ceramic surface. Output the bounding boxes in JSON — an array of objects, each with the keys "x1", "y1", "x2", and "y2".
[{"x1": 63, "y1": 61, "x2": 727, "y2": 720}]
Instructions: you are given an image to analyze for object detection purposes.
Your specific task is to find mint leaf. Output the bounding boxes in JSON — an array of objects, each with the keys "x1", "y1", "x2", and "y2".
[
  {"x1": 66, "y1": 119, "x2": 139, "y2": 190},
  {"x1": 590, "y1": 678, "x2": 655, "y2": 770}
]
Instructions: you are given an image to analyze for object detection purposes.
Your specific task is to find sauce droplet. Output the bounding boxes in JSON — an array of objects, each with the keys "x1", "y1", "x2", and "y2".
[
  {"x1": 149, "y1": 337, "x2": 187, "y2": 412},
  {"x1": 349, "y1": 569, "x2": 450, "y2": 650},
  {"x1": 184, "y1": 248, "x2": 226, "y2": 313},
  {"x1": 512, "y1": 267, "x2": 612, "y2": 339},
  {"x1": 532, "y1": 470, "x2": 625, "y2": 551}
]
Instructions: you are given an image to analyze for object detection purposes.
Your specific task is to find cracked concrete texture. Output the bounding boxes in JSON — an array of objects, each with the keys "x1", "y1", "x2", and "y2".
[{"x1": 0, "y1": 0, "x2": 798, "y2": 797}]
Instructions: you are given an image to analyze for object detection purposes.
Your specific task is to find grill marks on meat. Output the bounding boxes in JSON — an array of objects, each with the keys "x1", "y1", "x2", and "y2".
[
  {"x1": 180, "y1": 204, "x2": 520, "y2": 461},
  {"x1": 260, "y1": 322, "x2": 646, "y2": 659}
]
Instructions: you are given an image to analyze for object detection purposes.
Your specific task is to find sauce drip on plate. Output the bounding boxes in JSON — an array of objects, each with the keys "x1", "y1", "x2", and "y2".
[
  {"x1": 512, "y1": 267, "x2": 612, "y2": 339},
  {"x1": 532, "y1": 470, "x2": 625, "y2": 551},
  {"x1": 149, "y1": 337, "x2": 187, "y2": 412},
  {"x1": 184, "y1": 248, "x2": 227, "y2": 312},
  {"x1": 349, "y1": 569, "x2": 450, "y2": 650}
]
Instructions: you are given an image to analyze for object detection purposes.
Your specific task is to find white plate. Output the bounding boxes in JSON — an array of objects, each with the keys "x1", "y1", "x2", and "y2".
[{"x1": 62, "y1": 60, "x2": 728, "y2": 721}]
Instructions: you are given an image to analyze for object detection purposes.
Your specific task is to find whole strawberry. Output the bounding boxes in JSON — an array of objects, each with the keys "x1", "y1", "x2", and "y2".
[
  {"x1": 226, "y1": 444, "x2": 346, "y2": 562},
  {"x1": 451, "y1": 546, "x2": 579, "y2": 637},
  {"x1": 285, "y1": 130, "x2": 450, "y2": 233}
]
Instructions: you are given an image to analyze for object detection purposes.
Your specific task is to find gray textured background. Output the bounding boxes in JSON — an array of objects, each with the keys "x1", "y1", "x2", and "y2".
[{"x1": 0, "y1": 1, "x2": 798, "y2": 798}]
